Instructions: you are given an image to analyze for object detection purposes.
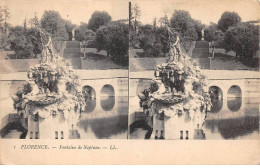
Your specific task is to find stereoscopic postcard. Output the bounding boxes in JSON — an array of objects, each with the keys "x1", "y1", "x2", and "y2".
[{"x1": 0, "y1": 0, "x2": 259, "y2": 165}]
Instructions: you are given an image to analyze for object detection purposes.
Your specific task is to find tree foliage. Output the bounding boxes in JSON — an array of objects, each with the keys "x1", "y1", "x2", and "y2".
[
  {"x1": 64, "y1": 20, "x2": 76, "y2": 40},
  {"x1": 29, "y1": 13, "x2": 40, "y2": 28},
  {"x1": 0, "y1": 6, "x2": 11, "y2": 47},
  {"x1": 88, "y1": 11, "x2": 112, "y2": 32},
  {"x1": 158, "y1": 14, "x2": 169, "y2": 27},
  {"x1": 181, "y1": 26, "x2": 198, "y2": 51},
  {"x1": 8, "y1": 26, "x2": 42, "y2": 59},
  {"x1": 170, "y1": 10, "x2": 199, "y2": 51},
  {"x1": 75, "y1": 22, "x2": 95, "y2": 42},
  {"x1": 95, "y1": 21, "x2": 129, "y2": 66},
  {"x1": 0, "y1": 6, "x2": 10, "y2": 32},
  {"x1": 193, "y1": 20, "x2": 205, "y2": 40},
  {"x1": 222, "y1": 22, "x2": 259, "y2": 57},
  {"x1": 40, "y1": 10, "x2": 68, "y2": 40},
  {"x1": 40, "y1": 10, "x2": 68, "y2": 53},
  {"x1": 7, "y1": 10, "x2": 71, "y2": 59},
  {"x1": 133, "y1": 10, "x2": 200, "y2": 57},
  {"x1": 138, "y1": 25, "x2": 170, "y2": 57},
  {"x1": 204, "y1": 23, "x2": 223, "y2": 47},
  {"x1": 218, "y1": 11, "x2": 241, "y2": 32},
  {"x1": 131, "y1": 3, "x2": 141, "y2": 32},
  {"x1": 170, "y1": 10, "x2": 194, "y2": 37}
]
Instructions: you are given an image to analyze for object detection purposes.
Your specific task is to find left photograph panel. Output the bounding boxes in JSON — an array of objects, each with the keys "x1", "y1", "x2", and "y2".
[{"x1": 0, "y1": 0, "x2": 129, "y2": 139}]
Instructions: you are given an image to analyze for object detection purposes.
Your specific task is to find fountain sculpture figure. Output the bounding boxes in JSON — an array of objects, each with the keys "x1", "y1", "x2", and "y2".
[
  {"x1": 12, "y1": 29, "x2": 85, "y2": 139},
  {"x1": 138, "y1": 27, "x2": 212, "y2": 139}
]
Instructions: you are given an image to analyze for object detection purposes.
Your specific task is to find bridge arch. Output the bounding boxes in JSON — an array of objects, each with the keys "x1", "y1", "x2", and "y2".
[
  {"x1": 83, "y1": 85, "x2": 96, "y2": 99},
  {"x1": 100, "y1": 84, "x2": 115, "y2": 111},
  {"x1": 208, "y1": 86, "x2": 223, "y2": 113},
  {"x1": 82, "y1": 85, "x2": 96, "y2": 113},
  {"x1": 227, "y1": 85, "x2": 242, "y2": 112},
  {"x1": 227, "y1": 85, "x2": 242, "y2": 98}
]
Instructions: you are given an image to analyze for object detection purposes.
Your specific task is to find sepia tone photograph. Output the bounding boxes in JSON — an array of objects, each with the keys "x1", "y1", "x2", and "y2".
[
  {"x1": 129, "y1": 0, "x2": 260, "y2": 140},
  {"x1": 0, "y1": 0, "x2": 260, "y2": 165},
  {"x1": 0, "y1": 0, "x2": 129, "y2": 139}
]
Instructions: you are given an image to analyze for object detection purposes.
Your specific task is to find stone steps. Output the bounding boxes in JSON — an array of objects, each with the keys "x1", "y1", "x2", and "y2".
[
  {"x1": 64, "y1": 48, "x2": 81, "y2": 53},
  {"x1": 191, "y1": 41, "x2": 210, "y2": 69},
  {"x1": 195, "y1": 41, "x2": 209, "y2": 48},
  {"x1": 66, "y1": 41, "x2": 80, "y2": 48},
  {"x1": 192, "y1": 48, "x2": 209, "y2": 58}
]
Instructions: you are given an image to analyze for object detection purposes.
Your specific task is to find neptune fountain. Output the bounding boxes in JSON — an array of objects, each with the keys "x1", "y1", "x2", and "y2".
[
  {"x1": 12, "y1": 30, "x2": 85, "y2": 139},
  {"x1": 136, "y1": 27, "x2": 212, "y2": 139}
]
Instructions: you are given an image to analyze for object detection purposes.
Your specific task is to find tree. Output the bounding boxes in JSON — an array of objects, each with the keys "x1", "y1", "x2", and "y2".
[
  {"x1": 7, "y1": 25, "x2": 53, "y2": 59},
  {"x1": 41, "y1": 10, "x2": 68, "y2": 53},
  {"x1": 23, "y1": 18, "x2": 27, "y2": 30},
  {"x1": 170, "y1": 10, "x2": 199, "y2": 51},
  {"x1": 170, "y1": 10, "x2": 194, "y2": 37},
  {"x1": 193, "y1": 20, "x2": 205, "y2": 40},
  {"x1": 155, "y1": 26, "x2": 170, "y2": 56},
  {"x1": 158, "y1": 14, "x2": 169, "y2": 27},
  {"x1": 95, "y1": 21, "x2": 129, "y2": 66},
  {"x1": 28, "y1": 28, "x2": 44, "y2": 56},
  {"x1": 153, "y1": 17, "x2": 157, "y2": 29},
  {"x1": 222, "y1": 22, "x2": 259, "y2": 58},
  {"x1": 182, "y1": 27, "x2": 198, "y2": 51},
  {"x1": 218, "y1": 11, "x2": 241, "y2": 32},
  {"x1": 29, "y1": 12, "x2": 40, "y2": 28},
  {"x1": 64, "y1": 20, "x2": 76, "y2": 40},
  {"x1": 88, "y1": 11, "x2": 112, "y2": 32},
  {"x1": 139, "y1": 25, "x2": 169, "y2": 57},
  {"x1": 131, "y1": 3, "x2": 141, "y2": 32},
  {"x1": 0, "y1": 7, "x2": 4, "y2": 30},
  {"x1": 139, "y1": 25, "x2": 157, "y2": 57},
  {"x1": 204, "y1": 22, "x2": 223, "y2": 47},
  {"x1": 0, "y1": 6, "x2": 10, "y2": 33},
  {"x1": 0, "y1": 6, "x2": 11, "y2": 47},
  {"x1": 8, "y1": 26, "x2": 34, "y2": 59},
  {"x1": 75, "y1": 22, "x2": 95, "y2": 42},
  {"x1": 40, "y1": 10, "x2": 68, "y2": 40}
]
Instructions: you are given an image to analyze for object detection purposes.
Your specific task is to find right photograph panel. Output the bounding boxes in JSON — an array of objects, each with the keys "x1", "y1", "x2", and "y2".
[{"x1": 128, "y1": 0, "x2": 260, "y2": 140}]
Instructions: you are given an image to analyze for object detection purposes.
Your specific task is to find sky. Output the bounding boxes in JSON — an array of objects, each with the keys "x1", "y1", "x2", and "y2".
[
  {"x1": 134, "y1": 0, "x2": 260, "y2": 25},
  {"x1": 2, "y1": 0, "x2": 260, "y2": 26},
  {"x1": 1, "y1": 0, "x2": 129, "y2": 26}
]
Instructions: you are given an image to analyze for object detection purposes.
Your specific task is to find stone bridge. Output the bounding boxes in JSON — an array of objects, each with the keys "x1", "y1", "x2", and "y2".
[
  {"x1": 207, "y1": 78, "x2": 246, "y2": 114},
  {"x1": 130, "y1": 70, "x2": 260, "y2": 120},
  {"x1": 80, "y1": 78, "x2": 124, "y2": 119},
  {"x1": 0, "y1": 70, "x2": 128, "y2": 129}
]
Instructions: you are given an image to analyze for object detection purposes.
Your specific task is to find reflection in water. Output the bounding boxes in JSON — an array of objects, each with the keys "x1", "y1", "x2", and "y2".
[
  {"x1": 100, "y1": 85, "x2": 115, "y2": 111},
  {"x1": 209, "y1": 86, "x2": 223, "y2": 100},
  {"x1": 101, "y1": 96, "x2": 115, "y2": 111},
  {"x1": 205, "y1": 116, "x2": 259, "y2": 139},
  {"x1": 209, "y1": 86, "x2": 223, "y2": 113},
  {"x1": 83, "y1": 86, "x2": 96, "y2": 99},
  {"x1": 82, "y1": 85, "x2": 96, "y2": 113},
  {"x1": 78, "y1": 115, "x2": 128, "y2": 139},
  {"x1": 211, "y1": 99, "x2": 223, "y2": 113},
  {"x1": 228, "y1": 85, "x2": 241, "y2": 98},
  {"x1": 78, "y1": 96, "x2": 128, "y2": 139},
  {"x1": 227, "y1": 97, "x2": 242, "y2": 112},
  {"x1": 204, "y1": 97, "x2": 259, "y2": 139},
  {"x1": 84, "y1": 99, "x2": 96, "y2": 113}
]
